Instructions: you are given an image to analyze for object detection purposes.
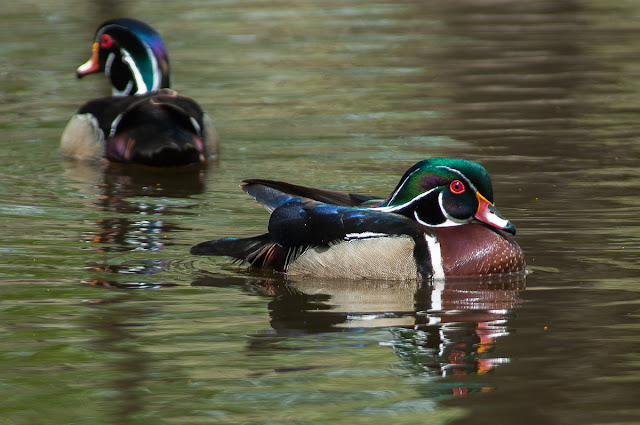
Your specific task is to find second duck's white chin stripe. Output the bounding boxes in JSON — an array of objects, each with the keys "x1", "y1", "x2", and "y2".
[
  {"x1": 112, "y1": 79, "x2": 134, "y2": 97},
  {"x1": 105, "y1": 53, "x2": 115, "y2": 78},
  {"x1": 120, "y1": 48, "x2": 148, "y2": 94},
  {"x1": 423, "y1": 234, "x2": 444, "y2": 280}
]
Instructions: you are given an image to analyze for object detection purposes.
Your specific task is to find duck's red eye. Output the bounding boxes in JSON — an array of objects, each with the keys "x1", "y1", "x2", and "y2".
[
  {"x1": 100, "y1": 34, "x2": 113, "y2": 49},
  {"x1": 450, "y1": 180, "x2": 465, "y2": 194}
]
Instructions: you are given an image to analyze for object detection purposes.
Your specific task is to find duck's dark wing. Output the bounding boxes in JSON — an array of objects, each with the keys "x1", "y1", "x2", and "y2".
[
  {"x1": 77, "y1": 90, "x2": 210, "y2": 166},
  {"x1": 191, "y1": 198, "x2": 433, "y2": 276},
  {"x1": 267, "y1": 199, "x2": 425, "y2": 246},
  {"x1": 241, "y1": 179, "x2": 378, "y2": 210}
]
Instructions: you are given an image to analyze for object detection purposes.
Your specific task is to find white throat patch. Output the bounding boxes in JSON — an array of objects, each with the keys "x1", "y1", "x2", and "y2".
[{"x1": 119, "y1": 48, "x2": 148, "y2": 94}]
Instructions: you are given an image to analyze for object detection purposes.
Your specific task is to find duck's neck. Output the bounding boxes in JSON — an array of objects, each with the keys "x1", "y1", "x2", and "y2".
[{"x1": 108, "y1": 49, "x2": 169, "y2": 96}]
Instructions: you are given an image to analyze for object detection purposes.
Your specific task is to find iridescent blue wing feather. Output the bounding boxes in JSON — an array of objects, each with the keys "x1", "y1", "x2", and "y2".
[{"x1": 267, "y1": 199, "x2": 426, "y2": 246}]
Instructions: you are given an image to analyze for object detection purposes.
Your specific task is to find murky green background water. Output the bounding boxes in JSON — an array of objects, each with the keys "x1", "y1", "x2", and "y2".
[{"x1": 2, "y1": 0, "x2": 640, "y2": 424}]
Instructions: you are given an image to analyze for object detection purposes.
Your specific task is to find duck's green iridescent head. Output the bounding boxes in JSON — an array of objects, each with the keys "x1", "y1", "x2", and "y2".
[
  {"x1": 77, "y1": 18, "x2": 171, "y2": 96},
  {"x1": 376, "y1": 158, "x2": 515, "y2": 234}
]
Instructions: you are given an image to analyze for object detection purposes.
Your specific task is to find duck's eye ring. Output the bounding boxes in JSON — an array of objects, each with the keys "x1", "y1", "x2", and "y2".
[
  {"x1": 100, "y1": 34, "x2": 113, "y2": 49},
  {"x1": 450, "y1": 180, "x2": 465, "y2": 194}
]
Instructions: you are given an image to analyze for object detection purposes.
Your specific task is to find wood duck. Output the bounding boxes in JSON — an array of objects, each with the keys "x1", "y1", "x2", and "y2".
[
  {"x1": 60, "y1": 18, "x2": 218, "y2": 166},
  {"x1": 191, "y1": 158, "x2": 525, "y2": 280}
]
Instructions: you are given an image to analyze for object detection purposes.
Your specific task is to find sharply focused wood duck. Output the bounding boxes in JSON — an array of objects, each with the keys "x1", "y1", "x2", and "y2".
[
  {"x1": 61, "y1": 18, "x2": 218, "y2": 166},
  {"x1": 191, "y1": 158, "x2": 525, "y2": 280}
]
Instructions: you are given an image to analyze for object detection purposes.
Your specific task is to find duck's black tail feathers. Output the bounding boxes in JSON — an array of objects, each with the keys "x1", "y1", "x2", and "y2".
[{"x1": 190, "y1": 234, "x2": 291, "y2": 272}]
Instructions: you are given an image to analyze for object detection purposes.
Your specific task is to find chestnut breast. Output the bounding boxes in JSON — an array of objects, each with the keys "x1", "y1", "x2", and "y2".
[{"x1": 432, "y1": 224, "x2": 525, "y2": 276}]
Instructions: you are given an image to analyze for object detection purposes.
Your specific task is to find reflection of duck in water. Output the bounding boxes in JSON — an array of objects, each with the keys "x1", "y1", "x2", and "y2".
[
  {"x1": 68, "y1": 159, "x2": 207, "y2": 255},
  {"x1": 74, "y1": 158, "x2": 209, "y2": 288},
  {"x1": 191, "y1": 158, "x2": 525, "y2": 279},
  {"x1": 61, "y1": 18, "x2": 218, "y2": 166},
  {"x1": 205, "y1": 274, "x2": 524, "y2": 395},
  {"x1": 403, "y1": 277, "x2": 524, "y2": 385}
]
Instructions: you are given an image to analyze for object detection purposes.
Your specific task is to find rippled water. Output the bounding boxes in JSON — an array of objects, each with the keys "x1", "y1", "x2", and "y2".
[{"x1": 2, "y1": 0, "x2": 640, "y2": 424}]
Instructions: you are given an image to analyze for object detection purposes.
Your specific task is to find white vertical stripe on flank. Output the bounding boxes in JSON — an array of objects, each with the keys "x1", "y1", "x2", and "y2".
[{"x1": 423, "y1": 233, "x2": 444, "y2": 280}]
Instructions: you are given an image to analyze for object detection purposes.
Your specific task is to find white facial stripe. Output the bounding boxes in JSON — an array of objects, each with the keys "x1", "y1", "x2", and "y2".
[
  {"x1": 423, "y1": 233, "x2": 444, "y2": 280},
  {"x1": 384, "y1": 167, "x2": 422, "y2": 206},
  {"x1": 143, "y1": 42, "x2": 161, "y2": 90},
  {"x1": 379, "y1": 164, "x2": 480, "y2": 212},
  {"x1": 436, "y1": 191, "x2": 472, "y2": 226},
  {"x1": 411, "y1": 192, "x2": 470, "y2": 228},
  {"x1": 435, "y1": 165, "x2": 478, "y2": 193},
  {"x1": 373, "y1": 187, "x2": 438, "y2": 213},
  {"x1": 414, "y1": 211, "x2": 467, "y2": 228},
  {"x1": 120, "y1": 48, "x2": 148, "y2": 94},
  {"x1": 112, "y1": 79, "x2": 133, "y2": 97},
  {"x1": 105, "y1": 53, "x2": 115, "y2": 78}
]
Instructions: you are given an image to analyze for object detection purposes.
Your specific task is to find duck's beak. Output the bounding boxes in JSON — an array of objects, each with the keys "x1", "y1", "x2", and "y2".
[
  {"x1": 77, "y1": 42, "x2": 101, "y2": 78},
  {"x1": 474, "y1": 192, "x2": 516, "y2": 235}
]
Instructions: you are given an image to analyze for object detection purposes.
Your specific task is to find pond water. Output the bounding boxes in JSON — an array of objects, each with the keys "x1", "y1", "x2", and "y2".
[{"x1": 2, "y1": 0, "x2": 640, "y2": 424}]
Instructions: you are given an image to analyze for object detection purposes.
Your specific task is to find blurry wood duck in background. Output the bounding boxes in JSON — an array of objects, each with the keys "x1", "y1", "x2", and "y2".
[
  {"x1": 191, "y1": 158, "x2": 526, "y2": 280},
  {"x1": 60, "y1": 18, "x2": 218, "y2": 166}
]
